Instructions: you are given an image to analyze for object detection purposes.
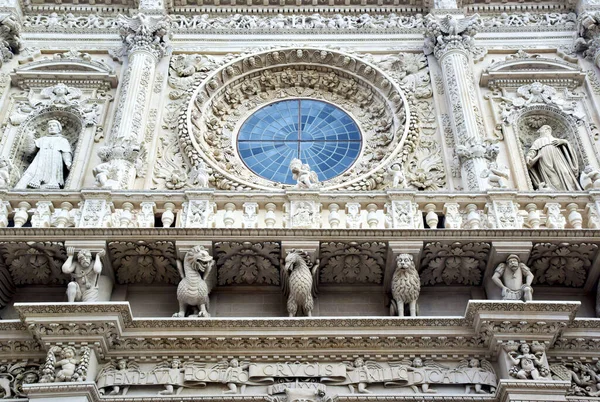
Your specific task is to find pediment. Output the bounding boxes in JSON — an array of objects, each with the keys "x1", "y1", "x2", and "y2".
[
  {"x1": 480, "y1": 55, "x2": 586, "y2": 89},
  {"x1": 11, "y1": 56, "x2": 118, "y2": 89}
]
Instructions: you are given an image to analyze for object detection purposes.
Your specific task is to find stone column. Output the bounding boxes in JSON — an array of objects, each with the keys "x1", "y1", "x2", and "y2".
[
  {"x1": 424, "y1": 14, "x2": 494, "y2": 191},
  {"x1": 98, "y1": 14, "x2": 170, "y2": 189}
]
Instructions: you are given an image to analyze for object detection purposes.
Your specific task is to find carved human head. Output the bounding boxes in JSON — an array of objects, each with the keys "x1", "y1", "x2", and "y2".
[
  {"x1": 585, "y1": 165, "x2": 594, "y2": 174},
  {"x1": 507, "y1": 254, "x2": 520, "y2": 271},
  {"x1": 172, "y1": 359, "x2": 181, "y2": 369},
  {"x1": 230, "y1": 359, "x2": 239, "y2": 368},
  {"x1": 22, "y1": 372, "x2": 38, "y2": 384},
  {"x1": 537, "y1": 125, "x2": 553, "y2": 137},
  {"x1": 354, "y1": 358, "x2": 364, "y2": 367},
  {"x1": 77, "y1": 249, "x2": 92, "y2": 267},
  {"x1": 47, "y1": 120, "x2": 62, "y2": 135},
  {"x1": 412, "y1": 358, "x2": 423, "y2": 368},
  {"x1": 469, "y1": 359, "x2": 480, "y2": 368},
  {"x1": 117, "y1": 360, "x2": 127, "y2": 370},
  {"x1": 62, "y1": 346, "x2": 76, "y2": 358},
  {"x1": 519, "y1": 343, "x2": 530, "y2": 354}
]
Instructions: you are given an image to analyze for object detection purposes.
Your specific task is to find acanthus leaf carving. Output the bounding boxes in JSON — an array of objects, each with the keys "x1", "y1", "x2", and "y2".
[
  {"x1": 0, "y1": 241, "x2": 67, "y2": 286},
  {"x1": 420, "y1": 242, "x2": 491, "y2": 286},
  {"x1": 214, "y1": 241, "x2": 281, "y2": 286},
  {"x1": 108, "y1": 241, "x2": 178, "y2": 285},
  {"x1": 527, "y1": 242, "x2": 598, "y2": 287},
  {"x1": 319, "y1": 241, "x2": 386, "y2": 284}
]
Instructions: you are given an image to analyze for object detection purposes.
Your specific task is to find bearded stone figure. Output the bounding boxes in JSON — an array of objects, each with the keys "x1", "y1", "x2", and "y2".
[
  {"x1": 525, "y1": 125, "x2": 582, "y2": 191},
  {"x1": 16, "y1": 120, "x2": 73, "y2": 189}
]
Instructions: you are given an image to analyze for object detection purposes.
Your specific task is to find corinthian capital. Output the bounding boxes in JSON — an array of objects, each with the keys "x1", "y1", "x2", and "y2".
[
  {"x1": 423, "y1": 14, "x2": 482, "y2": 59},
  {"x1": 0, "y1": 13, "x2": 21, "y2": 65},
  {"x1": 117, "y1": 14, "x2": 170, "y2": 60}
]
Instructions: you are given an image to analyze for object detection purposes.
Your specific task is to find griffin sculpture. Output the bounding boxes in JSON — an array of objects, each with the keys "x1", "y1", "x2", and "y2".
[
  {"x1": 172, "y1": 245, "x2": 216, "y2": 318},
  {"x1": 390, "y1": 253, "x2": 421, "y2": 317},
  {"x1": 281, "y1": 250, "x2": 319, "y2": 317}
]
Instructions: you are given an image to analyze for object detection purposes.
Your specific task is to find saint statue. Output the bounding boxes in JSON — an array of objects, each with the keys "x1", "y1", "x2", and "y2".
[
  {"x1": 525, "y1": 125, "x2": 582, "y2": 191},
  {"x1": 15, "y1": 119, "x2": 73, "y2": 189}
]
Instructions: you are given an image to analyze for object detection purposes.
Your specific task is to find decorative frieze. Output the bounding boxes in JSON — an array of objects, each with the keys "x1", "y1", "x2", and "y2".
[
  {"x1": 420, "y1": 242, "x2": 491, "y2": 286},
  {"x1": 319, "y1": 242, "x2": 386, "y2": 284},
  {"x1": 527, "y1": 242, "x2": 598, "y2": 287},
  {"x1": 214, "y1": 241, "x2": 280, "y2": 286},
  {"x1": 108, "y1": 240, "x2": 178, "y2": 285}
]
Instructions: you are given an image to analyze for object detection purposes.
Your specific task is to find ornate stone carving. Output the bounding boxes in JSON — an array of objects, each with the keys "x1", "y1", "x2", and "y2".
[
  {"x1": 527, "y1": 242, "x2": 598, "y2": 287},
  {"x1": 544, "y1": 203, "x2": 566, "y2": 229},
  {"x1": 40, "y1": 345, "x2": 91, "y2": 383},
  {"x1": 486, "y1": 200, "x2": 523, "y2": 229},
  {"x1": 575, "y1": 12, "x2": 600, "y2": 65},
  {"x1": 386, "y1": 163, "x2": 406, "y2": 188},
  {"x1": 492, "y1": 254, "x2": 534, "y2": 302},
  {"x1": 526, "y1": 125, "x2": 582, "y2": 191},
  {"x1": 390, "y1": 254, "x2": 420, "y2": 317},
  {"x1": 173, "y1": 245, "x2": 216, "y2": 318},
  {"x1": 385, "y1": 200, "x2": 422, "y2": 229},
  {"x1": 580, "y1": 165, "x2": 600, "y2": 190},
  {"x1": 551, "y1": 360, "x2": 600, "y2": 396},
  {"x1": 481, "y1": 12, "x2": 576, "y2": 30},
  {"x1": 15, "y1": 120, "x2": 72, "y2": 190},
  {"x1": 108, "y1": 241, "x2": 178, "y2": 285},
  {"x1": 0, "y1": 362, "x2": 40, "y2": 398},
  {"x1": 424, "y1": 14, "x2": 483, "y2": 60},
  {"x1": 116, "y1": 14, "x2": 170, "y2": 60},
  {"x1": 319, "y1": 242, "x2": 385, "y2": 284},
  {"x1": 213, "y1": 241, "x2": 280, "y2": 286},
  {"x1": 290, "y1": 159, "x2": 319, "y2": 189},
  {"x1": 420, "y1": 242, "x2": 491, "y2": 286},
  {"x1": 506, "y1": 342, "x2": 550, "y2": 380},
  {"x1": 0, "y1": 14, "x2": 21, "y2": 66},
  {"x1": 286, "y1": 200, "x2": 321, "y2": 229},
  {"x1": 282, "y1": 250, "x2": 319, "y2": 317},
  {"x1": 181, "y1": 199, "x2": 215, "y2": 228},
  {"x1": 62, "y1": 247, "x2": 105, "y2": 302},
  {"x1": 444, "y1": 203, "x2": 462, "y2": 229},
  {"x1": 0, "y1": 241, "x2": 67, "y2": 286},
  {"x1": 96, "y1": 360, "x2": 139, "y2": 395}
]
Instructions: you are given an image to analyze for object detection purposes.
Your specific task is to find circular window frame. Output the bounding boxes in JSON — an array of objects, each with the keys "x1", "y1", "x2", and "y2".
[
  {"x1": 235, "y1": 98, "x2": 364, "y2": 185},
  {"x1": 181, "y1": 47, "x2": 411, "y2": 191}
]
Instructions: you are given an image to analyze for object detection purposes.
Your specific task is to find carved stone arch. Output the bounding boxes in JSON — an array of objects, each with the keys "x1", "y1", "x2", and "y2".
[
  {"x1": 180, "y1": 47, "x2": 411, "y2": 191},
  {"x1": 511, "y1": 105, "x2": 588, "y2": 191},
  {"x1": 10, "y1": 105, "x2": 87, "y2": 189}
]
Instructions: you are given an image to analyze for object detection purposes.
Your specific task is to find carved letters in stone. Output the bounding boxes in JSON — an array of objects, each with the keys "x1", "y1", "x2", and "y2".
[
  {"x1": 109, "y1": 241, "x2": 178, "y2": 285},
  {"x1": 527, "y1": 242, "x2": 598, "y2": 287},
  {"x1": 420, "y1": 242, "x2": 491, "y2": 286},
  {"x1": 319, "y1": 242, "x2": 386, "y2": 284},
  {"x1": 214, "y1": 241, "x2": 280, "y2": 286}
]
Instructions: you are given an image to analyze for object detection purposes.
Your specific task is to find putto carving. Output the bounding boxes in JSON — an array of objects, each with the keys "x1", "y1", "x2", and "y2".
[
  {"x1": 290, "y1": 158, "x2": 319, "y2": 189},
  {"x1": 457, "y1": 359, "x2": 496, "y2": 394},
  {"x1": 173, "y1": 245, "x2": 216, "y2": 318},
  {"x1": 62, "y1": 247, "x2": 105, "y2": 303},
  {"x1": 506, "y1": 343, "x2": 550, "y2": 380},
  {"x1": 281, "y1": 250, "x2": 319, "y2": 317},
  {"x1": 528, "y1": 242, "x2": 598, "y2": 287},
  {"x1": 424, "y1": 14, "x2": 482, "y2": 59},
  {"x1": 40, "y1": 345, "x2": 91, "y2": 383},
  {"x1": 386, "y1": 162, "x2": 406, "y2": 188},
  {"x1": 319, "y1": 242, "x2": 386, "y2": 284},
  {"x1": 213, "y1": 241, "x2": 280, "y2": 286},
  {"x1": 15, "y1": 120, "x2": 72, "y2": 189},
  {"x1": 551, "y1": 360, "x2": 600, "y2": 397},
  {"x1": 420, "y1": 242, "x2": 491, "y2": 286},
  {"x1": 580, "y1": 165, "x2": 600, "y2": 190},
  {"x1": 390, "y1": 254, "x2": 420, "y2": 317},
  {"x1": 117, "y1": 14, "x2": 170, "y2": 59},
  {"x1": 526, "y1": 125, "x2": 582, "y2": 191},
  {"x1": 492, "y1": 254, "x2": 534, "y2": 302}
]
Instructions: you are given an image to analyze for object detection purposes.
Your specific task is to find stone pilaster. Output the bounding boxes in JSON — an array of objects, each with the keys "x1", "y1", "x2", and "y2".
[
  {"x1": 424, "y1": 14, "x2": 491, "y2": 191},
  {"x1": 99, "y1": 14, "x2": 170, "y2": 189}
]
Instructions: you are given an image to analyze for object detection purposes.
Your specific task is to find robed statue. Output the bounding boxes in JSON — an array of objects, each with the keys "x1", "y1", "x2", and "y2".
[
  {"x1": 16, "y1": 119, "x2": 72, "y2": 189},
  {"x1": 525, "y1": 125, "x2": 582, "y2": 191}
]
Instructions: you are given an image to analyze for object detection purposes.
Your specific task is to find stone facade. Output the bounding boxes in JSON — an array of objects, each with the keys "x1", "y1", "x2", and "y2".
[{"x1": 0, "y1": 0, "x2": 600, "y2": 401}]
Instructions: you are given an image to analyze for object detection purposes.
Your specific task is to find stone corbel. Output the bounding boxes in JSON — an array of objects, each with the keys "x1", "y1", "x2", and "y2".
[
  {"x1": 483, "y1": 241, "x2": 533, "y2": 301},
  {"x1": 384, "y1": 241, "x2": 423, "y2": 293},
  {"x1": 175, "y1": 240, "x2": 212, "y2": 260},
  {"x1": 63, "y1": 240, "x2": 113, "y2": 302}
]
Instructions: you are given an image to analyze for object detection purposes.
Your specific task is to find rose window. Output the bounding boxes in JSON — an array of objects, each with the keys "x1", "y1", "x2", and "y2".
[{"x1": 237, "y1": 99, "x2": 362, "y2": 184}]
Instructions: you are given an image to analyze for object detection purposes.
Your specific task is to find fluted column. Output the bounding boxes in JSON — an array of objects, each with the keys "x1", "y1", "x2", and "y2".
[
  {"x1": 97, "y1": 14, "x2": 170, "y2": 189},
  {"x1": 425, "y1": 14, "x2": 494, "y2": 191}
]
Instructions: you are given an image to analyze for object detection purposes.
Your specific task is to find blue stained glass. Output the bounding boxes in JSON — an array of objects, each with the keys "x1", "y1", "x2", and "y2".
[{"x1": 238, "y1": 99, "x2": 361, "y2": 184}]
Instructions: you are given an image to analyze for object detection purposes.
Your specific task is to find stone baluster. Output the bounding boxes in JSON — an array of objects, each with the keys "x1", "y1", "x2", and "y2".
[
  {"x1": 525, "y1": 203, "x2": 541, "y2": 229},
  {"x1": 424, "y1": 14, "x2": 492, "y2": 191},
  {"x1": 424, "y1": 204, "x2": 438, "y2": 229},
  {"x1": 54, "y1": 202, "x2": 74, "y2": 228},
  {"x1": 97, "y1": 14, "x2": 170, "y2": 190},
  {"x1": 366, "y1": 203, "x2": 379, "y2": 228},
  {"x1": 566, "y1": 203, "x2": 583, "y2": 229},
  {"x1": 264, "y1": 203, "x2": 277, "y2": 228},
  {"x1": 328, "y1": 203, "x2": 340, "y2": 228},
  {"x1": 13, "y1": 201, "x2": 30, "y2": 227},
  {"x1": 223, "y1": 203, "x2": 236, "y2": 228},
  {"x1": 464, "y1": 204, "x2": 481, "y2": 229},
  {"x1": 119, "y1": 202, "x2": 134, "y2": 227},
  {"x1": 161, "y1": 202, "x2": 176, "y2": 227},
  {"x1": 0, "y1": 200, "x2": 10, "y2": 228}
]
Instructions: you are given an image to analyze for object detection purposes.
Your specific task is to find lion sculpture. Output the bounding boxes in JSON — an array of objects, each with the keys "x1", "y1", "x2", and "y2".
[
  {"x1": 390, "y1": 253, "x2": 421, "y2": 317},
  {"x1": 173, "y1": 245, "x2": 216, "y2": 318},
  {"x1": 281, "y1": 250, "x2": 319, "y2": 317}
]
